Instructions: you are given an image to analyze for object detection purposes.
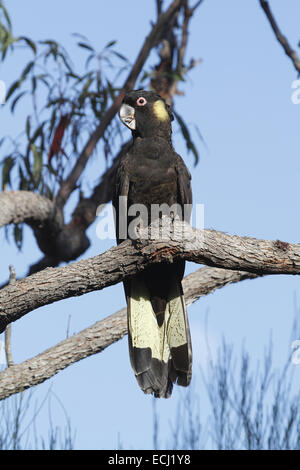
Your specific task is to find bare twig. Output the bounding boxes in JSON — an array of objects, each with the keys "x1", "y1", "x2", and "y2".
[
  {"x1": 177, "y1": 0, "x2": 191, "y2": 74},
  {"x1": 259, "y1": 0, "x2": 300, "y2": 74},
  {"x1": 191, "y1": 0, "x2": 204, "y2": 13},
  {"x1": 5, "y1": 265, "x2": 16, "y2": 367}
]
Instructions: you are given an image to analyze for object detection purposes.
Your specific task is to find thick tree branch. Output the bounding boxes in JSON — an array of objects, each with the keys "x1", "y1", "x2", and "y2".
[
  {"x1": 0, "y1": 191, "x2": 62, "y2": 230},
  {"x1": 0, "y1": 190, "x2": 90, "y2": 267},
  {"x1": 259, "y1": 0, "x2": 300, "y2": 74},
  {"x1": 55, "y1": 0, "x2": 183, "y2": 209},
  {"x1": 0, "y1": 266, "x2": 259, "y2": 401},
  {"x1": 0, "y1": 220, "x2": 297, "y2": 333}
]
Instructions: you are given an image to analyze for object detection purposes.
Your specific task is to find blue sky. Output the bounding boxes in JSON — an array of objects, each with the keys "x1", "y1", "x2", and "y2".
[{"x1": 1, "y1": 0, "x2": 300, "y2": 449}]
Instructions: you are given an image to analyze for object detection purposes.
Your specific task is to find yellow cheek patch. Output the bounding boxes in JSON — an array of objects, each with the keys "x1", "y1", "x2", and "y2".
[{"x1": 153, "y1": 100, "x2": 169, "y2": 121}]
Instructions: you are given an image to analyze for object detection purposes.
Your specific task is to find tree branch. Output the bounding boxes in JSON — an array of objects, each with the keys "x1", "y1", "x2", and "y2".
[
  {"x1": 0, "y1": 220, "x2": 297, "y2": 333},
  {"x1": 191, "y1": 0, "x2": 204, "y2": 13},
  {"x1": 0, "y1": 266, "x2": 259, "y2": 401},
  {"x1": 150, "y1": 0, "x2": 203, "y2": 104},
  {"x1": 259, "y1": 0, "x2": 300, "y2": 74},
  {"x1": 0, "y1": 191, "x2": 62, "y2": 230},
  {"x1": 0, "y1": 190, "x2": 90, "y2": 267}
]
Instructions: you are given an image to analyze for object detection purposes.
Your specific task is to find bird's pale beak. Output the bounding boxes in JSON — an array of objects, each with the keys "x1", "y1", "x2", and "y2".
[{"x1": 119, "y1": 103, "x2": 136, "y2": 130}]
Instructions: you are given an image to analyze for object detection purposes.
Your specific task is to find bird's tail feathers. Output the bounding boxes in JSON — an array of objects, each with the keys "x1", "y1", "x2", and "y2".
[{"x1": 127, "y1": 277, "x2": 192, "y2": 398}]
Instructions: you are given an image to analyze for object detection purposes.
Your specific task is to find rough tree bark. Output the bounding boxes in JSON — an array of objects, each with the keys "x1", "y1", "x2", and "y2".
[{"x1": 0, "y1": 191, "x2": 63, "y2": 230}]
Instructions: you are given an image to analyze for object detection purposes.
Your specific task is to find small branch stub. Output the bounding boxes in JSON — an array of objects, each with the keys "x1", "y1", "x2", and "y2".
[{"x1": 5, "y1": 265, "x2": 16, "y2": 367}]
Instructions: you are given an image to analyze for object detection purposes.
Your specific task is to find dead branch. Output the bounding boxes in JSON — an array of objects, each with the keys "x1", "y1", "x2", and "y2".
[{"x1": 259, "y1": 0, "x2": 300, "y2": 74}]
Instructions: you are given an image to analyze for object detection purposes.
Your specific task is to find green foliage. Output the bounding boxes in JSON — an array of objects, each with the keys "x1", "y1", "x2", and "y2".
[
  {"x1": 0, "y1": 2, "x2": 36, "y2": 60},
  {"x1": 1, "y1": 155, "x2": 14, "y2": 189},
  {"x1": 0, "y1": 1, "x2": 14, "y2": 60}
]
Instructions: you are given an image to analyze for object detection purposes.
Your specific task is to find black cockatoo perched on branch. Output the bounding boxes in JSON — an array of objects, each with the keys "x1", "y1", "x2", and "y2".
[{"x1": 113, "y1": 90, "x2": 192, "y2": 398}]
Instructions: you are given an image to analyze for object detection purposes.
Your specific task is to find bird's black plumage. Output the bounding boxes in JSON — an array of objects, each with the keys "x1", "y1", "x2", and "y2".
[{"x1": 113, "y1": 90, "x2": 192, "y2": 398}]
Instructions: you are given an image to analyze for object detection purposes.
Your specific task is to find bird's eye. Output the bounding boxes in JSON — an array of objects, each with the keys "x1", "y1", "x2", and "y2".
[{"x1": 136, "y1": 97, "x2": 147, "y2": 106}]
